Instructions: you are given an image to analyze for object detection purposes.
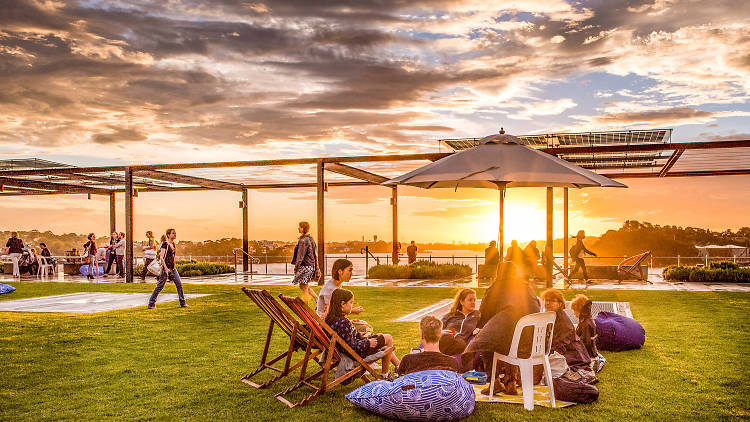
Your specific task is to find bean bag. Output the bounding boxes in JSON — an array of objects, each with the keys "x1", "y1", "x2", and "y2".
[
  {"x1": 79, "y1": 265, "x2": 105, "y2": 277},
  {"x1": 595, "y1": 311, "x2": 645, "y2": 352},
  {"x1": 345, "y1": 370, "x2": 475, "y2": 421},
  {"x1": 0, "y1": 283, "x2": 16, "y2": 294}
]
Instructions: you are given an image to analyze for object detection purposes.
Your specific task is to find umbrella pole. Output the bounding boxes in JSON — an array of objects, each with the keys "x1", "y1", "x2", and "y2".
[{"x1": 498, "y1": 188, "x2": 504, "y2": 261}]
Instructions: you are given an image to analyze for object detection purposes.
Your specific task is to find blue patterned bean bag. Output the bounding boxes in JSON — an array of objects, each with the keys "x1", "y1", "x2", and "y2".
[
  {"x1": 345, "y1": 370, "x2": 475, "y2": 421},
  {"x1": 0, "y1": 283, "x2": 16, "y2": 294}
]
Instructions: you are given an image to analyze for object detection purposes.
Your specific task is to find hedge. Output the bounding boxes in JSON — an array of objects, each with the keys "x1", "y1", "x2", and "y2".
[
  {"x1": 134, "y1": 259, "x2": 233, "y2": 277},
  {"x1": 662, "y1": 263, "x2": 750, "y2": 283},
  {"x1": 367, "y1": 260, "x2": 472, "y2": 279}
]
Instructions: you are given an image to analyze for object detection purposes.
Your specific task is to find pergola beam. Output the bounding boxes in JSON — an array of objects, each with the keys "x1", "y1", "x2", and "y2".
[
  {"x1": 658, "y1": 149, "x2": 684, "y2": 177},
  {"x1": 0, "y1": 176, "x2": 112, "y2": 195},
  {"x1": 604, "y1": 169, "x2": 750, "y2": 178},
  {"x1": 133, "y1": 169, "x2": 245, "y2": 191},
  {"x1": 541, "y1": 139, "x2": 750, "y2": 155},
  {"x1": 324, "y1": 162, "x2": 389, "y2": 184}
]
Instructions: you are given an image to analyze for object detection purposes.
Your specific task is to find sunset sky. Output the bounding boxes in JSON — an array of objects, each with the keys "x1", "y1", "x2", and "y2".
[{"x1": 1, "y1": 0, "x2": 749, "y2": 243}]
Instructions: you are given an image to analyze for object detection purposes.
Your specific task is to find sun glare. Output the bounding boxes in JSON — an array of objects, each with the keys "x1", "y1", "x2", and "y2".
[{"x1": 472, "y1": 203, "x2": 547, "y2": 244}]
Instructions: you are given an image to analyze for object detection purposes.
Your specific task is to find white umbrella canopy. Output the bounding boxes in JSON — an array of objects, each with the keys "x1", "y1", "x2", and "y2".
[
  {"x1": 385, "y1": 133, "x2": 627, "y2": 189},
  {"x1": 383, "y1": 131, "x2": 627, "y2": 258}
]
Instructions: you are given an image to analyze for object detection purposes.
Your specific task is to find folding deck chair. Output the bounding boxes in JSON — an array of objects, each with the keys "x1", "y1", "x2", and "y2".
[
  {"x1": 617, "y1": 251, "x2": 652, "y2": 284},
  {"x1": 276, "y1": 294, "x2": 394, "y2": 408},
  {"x1": 240, "y1": 288, "x2": 323, "y2": 389}
]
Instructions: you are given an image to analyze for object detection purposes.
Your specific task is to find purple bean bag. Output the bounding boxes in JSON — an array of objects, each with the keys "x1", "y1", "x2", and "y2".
[{"x1": 595, "y1": 311, "x2": 645, "y2": 352}]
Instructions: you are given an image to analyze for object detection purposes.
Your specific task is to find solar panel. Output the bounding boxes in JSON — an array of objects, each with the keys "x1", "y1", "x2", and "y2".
[{"x1": 0, "y1": 158, "x2": 74, "y2": 171}]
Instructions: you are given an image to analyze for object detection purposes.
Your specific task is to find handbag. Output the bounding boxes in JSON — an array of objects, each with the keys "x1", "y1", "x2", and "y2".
[{"x1": 147, "y1": 259, "x2": 163, "y2": 276}]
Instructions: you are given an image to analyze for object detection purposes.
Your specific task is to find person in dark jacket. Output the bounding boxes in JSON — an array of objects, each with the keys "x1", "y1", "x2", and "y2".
[
  {"x1": 399, "y1": 316, "x2": 460, "y2": 375},
  {"x1": 571, "y1": 294, "x2": 605, "y2": 373},
  {"x1": 504, "y1": 239, "x2": 523, "y2": 265},
  {"x1": 540, "y1": 289, "x2": 592, "y2": 372},
  {"x1": 5, "y1": 232, "x2": 24, "y2": 278},
  {"x1": 291, "y1": 221, "x2": 320, "y2": 302},
  {"x1": 485, "y1": 241, "x2": 500, "y2": 266},
  {"x1": 82, "y1": 233, "x2": 98, "y2": 280},
  {"x1": 439, "y1": 288, "x2": 480, "y2": 356},
  {"x1": 569, "y1": 230, "x2": 597, "y2": 284},
  {"x1": 523, "y1": 240, "x2": 540, "y2": 278}
]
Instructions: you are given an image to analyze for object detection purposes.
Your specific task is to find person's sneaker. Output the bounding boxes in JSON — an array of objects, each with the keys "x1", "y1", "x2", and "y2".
[
  {"x1": 147, "y1": 304, "x2": 155, "y2": 309},
  {"x1": 180, "y1": 304, "x2": 189, "y2": 308},
  {"x1": 383, "y1": 372, "x2": 397, "y2": 382},
  {"x1": 585, "y1": 279, "x2": 595, "y2": 284}
]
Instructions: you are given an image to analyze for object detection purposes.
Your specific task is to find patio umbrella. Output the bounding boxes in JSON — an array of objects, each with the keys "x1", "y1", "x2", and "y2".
[{"x1": 383, "y1": 131, "x2": 626, "y2": 257}]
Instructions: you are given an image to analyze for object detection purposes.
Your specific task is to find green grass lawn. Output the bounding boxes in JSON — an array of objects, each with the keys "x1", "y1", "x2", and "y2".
[{"x1": 1, "y1": 282, "x2": 748, "y2": 421}]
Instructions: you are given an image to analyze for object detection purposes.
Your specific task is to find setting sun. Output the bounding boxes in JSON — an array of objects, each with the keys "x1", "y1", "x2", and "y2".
[{"x1": 470, "y1": 203, "x2": 547, "y2": 244}]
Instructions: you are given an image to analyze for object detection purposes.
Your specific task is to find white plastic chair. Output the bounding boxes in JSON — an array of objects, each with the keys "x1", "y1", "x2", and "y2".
[
  {"x1": 489, "y1": 311, "x2": 557, "y2": 410},
  {"x1": 37, "y1": 256, "x2": 55, "y2": 279}
]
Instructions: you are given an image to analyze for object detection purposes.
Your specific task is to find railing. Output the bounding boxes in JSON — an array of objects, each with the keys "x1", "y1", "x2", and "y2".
[
  {"x1": 360, "y1": 246, "x2": 380, "y2": 275},
  {"x1": 232, "y1": 248, "x2": 260, "y2": 282}
]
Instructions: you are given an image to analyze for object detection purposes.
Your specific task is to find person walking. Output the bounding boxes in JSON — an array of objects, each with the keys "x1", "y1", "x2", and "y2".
[
  {"x1": 115, "y1": 231, "x2": 126, "y2": 279},
  {"x1": 82, "y1": 233, "x2": 98, "y2": 280},
  {"x1": 5, "y1": 232, "x2": 24, "y2": 278},
  {"x1": 103, "y1": 231, "x2": 119, "y2": 276},
  {"x1": 523, "y1": 240, "x2": 540, "y2": 278},
  {"x1": 291, "y1": 221, "x2": 320, "y2": 302},
  {"x1": 148, "y1": 228, "x2": 187, "y2": 309},
  {"x1": 406, "y1": 240, "x2": 418, "y2": 264},
  {"x1": 569, "y1": 230, "x2": 597, "y2": 284},
  {"x1": 140, "y1": 231, "x2": 157, "y2": 281}
]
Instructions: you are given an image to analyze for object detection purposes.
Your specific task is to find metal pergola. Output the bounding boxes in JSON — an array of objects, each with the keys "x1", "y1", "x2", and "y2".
[{"x1": 2, "y1": 132, "x2": 749, "y2": 286}]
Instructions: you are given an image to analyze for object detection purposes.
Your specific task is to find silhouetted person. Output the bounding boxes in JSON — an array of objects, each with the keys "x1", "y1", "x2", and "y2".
[
  {"x1": 5, "y1": 231, "x2": 24, "y2": 278},
  {"x1": 407, "y1": 240, "x2": 418, "y2": 264},
  {"x1": 485, "y1": 240, "x2": 499, "y2": 266},
  {"x1": 569, "y1": 230, "x2": 597, "y2": 284},
  {"x1": 504, "y1": 239, "x2": 523, "y2": 264},
  {"x1": 523, "y1": 240, "x2": 540, "y2": 278}
]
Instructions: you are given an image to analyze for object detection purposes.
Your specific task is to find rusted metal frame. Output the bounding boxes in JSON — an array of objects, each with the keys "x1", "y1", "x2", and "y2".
[
  {"x1": 125, "y1": 168, "x2": 134, "y2": 284},
  {"x1": 564, "y1": 188, "x2": 569, "y2": 277},
  {"x1": 242, "y1": 189, "x2": 249, "y2": 272},
  {"x1": 546, "y1": 188, "x2": 553, "y2": 288},
  {"x1": 0, "y1": 153, "x2": 450, "y2": 176},
  {"x1": 52, "y1": 172, "x2": 170, "y2": 190},
  {"x1": 391, "y1": 186, "x2": 398, "y2": 265},
  {"x1": 109, "y1": 192, "x2": 116, "y2": 234},
  {"x1": 603, "y1": 169, "x2": 750, "y2": 178},
  {"x1": 658, "y1": 149, "x2": 685, "y2": 176},
  {"x1": 0, "y1": 190, "x2": 60, "y2": 196},
  {"x1": 323, "y1": 162, "x2": 389, "y2": 184},
  {"x1": 133, "y1": 169, "x2": 245, "y2": 191},
  {"x1": 317, "y1": 161, "x2": 325, "y2": 281},
  {"x1": 123, "y1": 181, "x2": 373, "y2": 193},
  {"x1": 541, "y1": 139, "x2": 750, "y2": 155},
  {"x1": 0, "y1": 176, "x2": 113, "y2": 195}
]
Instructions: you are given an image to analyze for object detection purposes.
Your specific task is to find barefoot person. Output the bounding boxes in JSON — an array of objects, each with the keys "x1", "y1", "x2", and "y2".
[
  {"x1": 148, "y1": 228, "x2": 187, "y2": 309},
  {"x1": 291, "y1": 221, "x2": 320, "y2": 302}
]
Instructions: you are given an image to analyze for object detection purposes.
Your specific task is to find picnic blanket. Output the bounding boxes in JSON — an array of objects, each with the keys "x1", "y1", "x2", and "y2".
[{"x1": 472, "y1": 383, "x2": 575, "y2": 408}]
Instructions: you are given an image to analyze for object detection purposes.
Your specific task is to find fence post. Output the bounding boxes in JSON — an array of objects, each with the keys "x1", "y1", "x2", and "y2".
[
  {"x1": 285, "y1": 262, "x2": 287, "y2": 274},
  {"x1": 650, "y1": 254, "x2": 653, "y2": 268},
  {"x1": 705, "y1": 255, "x2": 708, "y2": 267},
  {"x1": 452, "y1": 255, "x2": 455, "y2": 265},
  {"x1": 677, "y1": 255, "x2": 680, "y2": 266},
  {"x1": 429, "y1": 254, "x2": 432, "y2": 263},
  {"x1": 265, "y1": 254, "x2": 268, "y2": 274},
  {"x1": 475, "y1": 255, "x2": 478, "y2": 273},
  {"x1": 386, "y1": 255, "x2": 390, "y2": 265}
]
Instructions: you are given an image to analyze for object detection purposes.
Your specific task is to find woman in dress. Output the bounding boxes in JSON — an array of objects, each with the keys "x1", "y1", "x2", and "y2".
[{"x1": 291, "y1": 221, "x2": 320, "y2": 301}]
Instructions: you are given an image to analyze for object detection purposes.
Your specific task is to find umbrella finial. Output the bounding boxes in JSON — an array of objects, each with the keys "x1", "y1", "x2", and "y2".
[{"x1": 499, "y1": 127, "x2": 505, "y2": 134}]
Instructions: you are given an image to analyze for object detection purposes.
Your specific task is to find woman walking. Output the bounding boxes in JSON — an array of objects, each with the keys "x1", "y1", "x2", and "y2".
[
  {"x1": 83, "y1": 233, "x2": 98, "y2": 280},
  {"x1": 140, "y1": 231, "x2": 157, "y2": 281},
  {"x1": 5, "y1": 232, "x2": 24, "y2": 278},
  {"x1": 291, "y1": 221, "x2": 320, "y2": 302},
  {"x1": 569, "y1": 230, "x2": 597, "y2": 284},
  {"x1": 148, "y1": 228, "x2": 187, "y2": 309}
]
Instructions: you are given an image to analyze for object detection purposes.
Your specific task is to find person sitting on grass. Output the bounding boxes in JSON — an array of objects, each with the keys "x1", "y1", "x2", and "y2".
[
  {"x1": 398, "y1": 315, "x2": 460, "y2": 376},
  {"x1": 571, "y1": 294, "x2": 605, "y2": 373},
  {"x1": 325, "y1": 288, "x2": 400, "y2": 379},
  {"x1": 439, "y1": 288, "x2": 480, "y2": 357},
  {"x1": 540, "y1": 288, "x2": 596, "y2": 383},
  {"x1": 316, "y1": 258, "x2": 363, "y2": 317}
]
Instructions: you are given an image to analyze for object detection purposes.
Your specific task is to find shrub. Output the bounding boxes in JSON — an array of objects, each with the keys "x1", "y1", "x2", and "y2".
[
  {"x1": 709, "y1": 261, "x2": 739, "y2": 270},
  {"x1": 132, "y1": 261, "x2": 233, "y2": 277},
  {"x1": 367, "y1": 260, "x2": 472, "y2": 279},
  {"x1": 664, "y1": 265, "x2": 750, "y2": 283}
]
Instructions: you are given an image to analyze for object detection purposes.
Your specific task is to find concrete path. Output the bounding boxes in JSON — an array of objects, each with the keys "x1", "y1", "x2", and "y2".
[{"x1": 0, "y1": 292, "x2": 209, "y2": 313}]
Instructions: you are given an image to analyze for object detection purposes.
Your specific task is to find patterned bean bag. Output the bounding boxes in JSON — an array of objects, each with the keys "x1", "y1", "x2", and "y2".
[
  {"x1": 0, "y1": 283, "x2": 16, "y2": 294},
  {"x1": 345, "y1": 370, "x2": 475, "y2": 421},
  {"x1": 79, "y1": 265, "x2": 105, "y2": 277},
  {"x1": 595, "y1": 311, "x2": 645, "y2": 352}
]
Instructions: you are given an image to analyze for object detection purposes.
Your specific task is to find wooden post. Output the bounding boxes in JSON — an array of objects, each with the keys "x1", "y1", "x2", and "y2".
[
  {"x1": 242, "y1": 189, "x2": 249, "y2": 272},
  {"x1": 109, "y1": 192, "x2": 116, "y2": 234},
  {"x1": 391, "y1": 186, "x2": 398, "y2": 265},
  {"x1": 125, "y1": 168, "x2": 134, "y2": 284},
  {"x1": 564, "y1": 188, "x2": 569, "y2": 276},
  {"x1": 546, "y1": 187, "x2": 553, "y2": 288},
  {"x1": 316, "y1": 161, "x2": 325, "y2": 280},
  {"x1": 499, "y1": 188, "x2": 504, "y2": 260}
]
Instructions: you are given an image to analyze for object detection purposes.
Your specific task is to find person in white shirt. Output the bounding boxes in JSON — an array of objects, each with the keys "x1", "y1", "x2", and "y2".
[{"x1": 315, "y1": 259, "x2": 363, "y2": 318}]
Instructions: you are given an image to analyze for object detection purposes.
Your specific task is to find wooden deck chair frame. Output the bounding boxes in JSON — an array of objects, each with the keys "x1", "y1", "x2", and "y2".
[
  {"x1": 240, "y1": 288, "x2": 323, "y2": 389},
  {"x1": 551, "y1": 260, "x2": 573, "y2": 287},
  {"x1": 617, "y1": 251, "x2": 652, "y2": 284},
  {"x1": 276, "y1": 294, "x2": 394, "y2": 408}
]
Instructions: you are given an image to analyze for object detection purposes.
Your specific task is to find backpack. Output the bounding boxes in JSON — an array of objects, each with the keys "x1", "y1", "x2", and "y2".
[{"x1": 553, "y1": 376, "x2": 599, "y2": 404}]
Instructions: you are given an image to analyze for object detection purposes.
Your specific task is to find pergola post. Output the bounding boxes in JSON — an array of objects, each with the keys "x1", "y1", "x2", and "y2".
[
  {"x1": 546, "y1": 187, "x2": 553, "y2": 288},
  {"x1": 499, "y1": 188, "x2": 504, "y2": 260},
  {"x1": 109, "y1": 192, "x2": 116, "y2": 234},
  {"x1": 564, "y1": 188, "x2": 569, "y2": 276},
  {"x1": 125, "y1": 167, "x2": 134, "y2": 284},
  {"x1": 242, "y1": 189, "x2": 249, "y2": 272},
  {"x1": 316, "y1": 160, "x2": 325, "y2": 280},
  {"x1": 391, "y1": 186, "x2": 398, "y2": 265}
]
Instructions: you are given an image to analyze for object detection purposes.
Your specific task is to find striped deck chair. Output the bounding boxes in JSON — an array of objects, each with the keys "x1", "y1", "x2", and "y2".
[
  {"x1": 275, "y1": 294, "x2": 394, "y2": 408},
  {"x1": 240, "y1": 288, "x2": 323, "y2": 389},
  {"x1": 617, "y1": 251, "x2": 652, "y2": 284}
]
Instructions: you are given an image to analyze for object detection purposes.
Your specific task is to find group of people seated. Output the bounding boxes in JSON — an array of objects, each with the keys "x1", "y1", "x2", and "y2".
[
  {"x1": 3, "y1": 232, "x2": 54, "y2": 277},
  {"x1": 313, "y1": 258, "x2": 604, "y2": 390}
]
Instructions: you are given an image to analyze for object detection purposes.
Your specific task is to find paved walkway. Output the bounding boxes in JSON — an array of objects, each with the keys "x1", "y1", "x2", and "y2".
[
  {"x1": 0, "y1": 292, "x2": 209, "y2": 313},
  {"x1": 2, "y1": 271, "x2": 749, "y2": 292}
]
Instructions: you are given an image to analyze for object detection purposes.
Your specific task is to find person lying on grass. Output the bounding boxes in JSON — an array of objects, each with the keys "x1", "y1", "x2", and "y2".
[
  {"x1": 325, "y1": 288, "x2": 400, "y2": 379},
  {"x1": 398, "y1": 315, "x2": 460, "y2": 376}
]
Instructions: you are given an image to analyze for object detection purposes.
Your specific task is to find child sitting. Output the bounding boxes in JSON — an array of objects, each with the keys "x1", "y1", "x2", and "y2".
[
  {"x1": 325, "y1": 288, "x2": 400, "y2": 378},
  {"x1": 570, "y1": 294, "x2": 606, "y2": 373},
  {"x1": 398, "y1": 316, "x2": 461, "y2": 376}
]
